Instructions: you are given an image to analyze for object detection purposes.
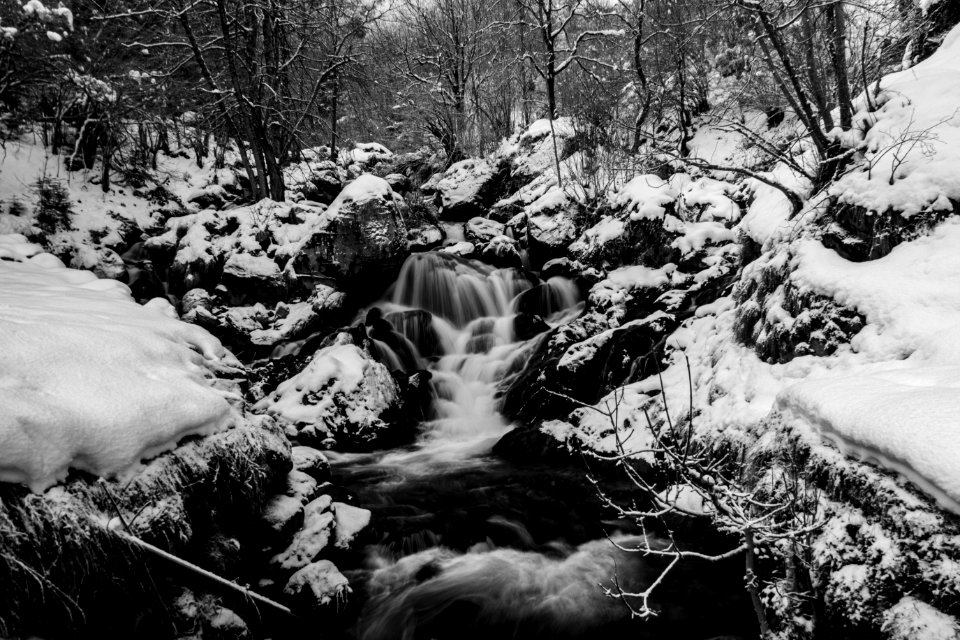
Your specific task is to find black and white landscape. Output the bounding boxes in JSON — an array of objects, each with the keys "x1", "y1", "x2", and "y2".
[{"x1": 2, "y1": 0, "x2": 960, "y2": 638}]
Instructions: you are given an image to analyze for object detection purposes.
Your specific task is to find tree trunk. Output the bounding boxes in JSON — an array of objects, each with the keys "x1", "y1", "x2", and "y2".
[{"x1": 826, "y1": 1, "x2": 853, "y2": 130}]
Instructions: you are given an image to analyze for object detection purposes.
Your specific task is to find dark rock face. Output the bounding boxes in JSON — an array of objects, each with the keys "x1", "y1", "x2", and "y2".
[
  {"x1": 432, "y1": 159, "x2": 514, "y2": 221},
  {"x1": 820, "y1": 200, "x2": 955, "y2": 262},
  {"x1": 512, "y1": 313, "x2": 549, "y2": 342},
  {"x1": 733, "y1": 254, "x2": 865, "y2": 364},
  {"x1": 385, "y1": 309, "x2": 444, "y2": 359},
  {"x1": 500, "y1": 253, "x2": 739, "y2": 427}
]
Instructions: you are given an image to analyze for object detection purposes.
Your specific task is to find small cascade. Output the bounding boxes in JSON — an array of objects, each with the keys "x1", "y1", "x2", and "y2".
[{"x1": 366, "y1": 252, "x2": 581, "y2": 468}]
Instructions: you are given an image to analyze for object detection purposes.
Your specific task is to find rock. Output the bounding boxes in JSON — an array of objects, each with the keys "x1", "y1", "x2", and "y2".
[
  {"x1": 407, "y1": 223, "x2": 444, "y2": 252},
  {"x1": 527, "y1": 211, "x2": 577, "y2": 269},
  {"x1": 262, "y1": 494, "x2": 305, "y2": 539},
  {"x1": 254, "y1": 335, "x2": 415, "y2": 450},
  {"x1": 512, "y1": 282, "x2": 572, "y2": 317},
  {"x1": 513, "y1": 312, "x2": 549, "y2": 342},
  {"x1": 271, "y1": 495, "x2": 334, "y2": 571},
  {"x1": 180, "y1": 287, "x2": 217, "y2": 317},
  {"x1": 384, "y1": 309, "x2": 443, "y2": 358},
  {"x1": 434, "y1": 158, "x2": 509, "y2": 221},
  {"x1": 384, "y1": 173, "x2": 411, "y2": 194},
  {"x1": 465, "y1": 217, "x2": 506, "y2": 245},
  {"x1": 288, "y1": 174, "x2": 409, "y2": 296},
  {"x1": 303, "y1": 167, "x2": 343, "y2": 205},
  {"x1": 440, "y1": 241, "x2": 475, "y2": 258},
  {"x1": 292, "y1": 446, "x2": 331, "y2": 482},
  {"x1": 206, "y1": 606, "x2": 251, "y2": 640},
  {"x1": 284, "y1": 470, "x2": 320, "y2": 505},
  {"x1": 186, "y1": 184, "x2": 229, "y2": 210},
  {"x1": 479, "y1": 235, "x2": 523, "y2": 269},
  {"x1": 65, "y1": 245, "x2": 127, "y2": 280},
  {"x1": 332, "y1": 502, "x2": 371, "y2": 549},
  {"x1": 283, "y1": 560, "x2": 350, "y2": 610},
  {"x1": 220, "y1": 253, "x2": 285, "y2": 304}
]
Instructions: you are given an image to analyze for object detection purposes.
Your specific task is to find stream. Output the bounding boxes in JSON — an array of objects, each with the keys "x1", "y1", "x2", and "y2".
[{"x1": 320, "y1": 253, "x2": 756, "y2": 640}]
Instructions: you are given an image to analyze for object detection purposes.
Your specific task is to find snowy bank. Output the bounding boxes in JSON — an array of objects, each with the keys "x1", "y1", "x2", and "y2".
[{"x1": 0, "y1": 235, "x2": 241, "y2": 491}]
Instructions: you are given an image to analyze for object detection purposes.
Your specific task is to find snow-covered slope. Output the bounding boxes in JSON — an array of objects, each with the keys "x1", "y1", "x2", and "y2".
[{"x1": 0, "y1": 234, "x2": 241, "y2": 491}]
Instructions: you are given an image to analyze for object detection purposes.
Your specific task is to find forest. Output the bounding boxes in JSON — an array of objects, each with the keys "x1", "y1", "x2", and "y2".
[{"x1": 2, "y1": 0, "x2": 960, "y2": 639}]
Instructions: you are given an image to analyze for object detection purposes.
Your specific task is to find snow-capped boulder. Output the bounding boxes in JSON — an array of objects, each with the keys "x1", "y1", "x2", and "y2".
[
  {"x1": 283, "y1": 560, "x2": 350, "y2": 610},
  {"x1": 272, "y1": 495, "x2": 334, "y2": 571},
  {"x1": 254, "y1": 334, "x2": 411, "y2": 449},
  {"x1": 465, "y1": 216, "x2": 506, "y2": 245},
  {"x1": 440, "y1": 241, "x2": 476, "y2": 258},
  {"x1": 407, "y1": 222, "x2": 444, "y2": 252},
  {"x1": 433, "y1": 159, "x2": 508, "y2": 221},
  {"x1": 479, "y1": 235, "x2": 522, "y2": 269},
  {"x1": 286, "y1": 174, "x2": 409, "y2": 294},
  {"x1": 526, "y1": 211, "x2": 577, "y2": 268},
  {"x1": 220, "y1": 252, "x2": 285, "y2": 303}
]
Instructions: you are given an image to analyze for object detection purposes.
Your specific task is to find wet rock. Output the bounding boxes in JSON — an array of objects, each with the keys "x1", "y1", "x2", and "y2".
[
  {"x1": 385, "y1": 309, "x2": 443, "y2": 358},
  {"x1": 512, "y1": 312, "x2": 549, "y2": 342},
  {"x1": 512, "y1": 282, "x2": 571, "y2": 318},
  {"x1": 479, "y1": 235, "x2": 523, "y2": 269}
]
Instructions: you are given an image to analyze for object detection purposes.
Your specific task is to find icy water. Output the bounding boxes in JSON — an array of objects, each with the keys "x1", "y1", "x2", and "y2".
[{"x1": 327, "y1": 253, "x2": 755, "y2": 640}]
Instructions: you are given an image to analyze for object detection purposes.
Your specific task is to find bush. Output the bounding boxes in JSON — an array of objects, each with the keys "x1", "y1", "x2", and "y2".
[{"x1": 34, "y1": 177, "x2": 74, "y2": 235}]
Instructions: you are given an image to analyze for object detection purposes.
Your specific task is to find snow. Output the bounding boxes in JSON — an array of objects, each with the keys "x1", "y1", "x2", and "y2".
[
  {"x1": 612, "y1": 174, "x2": 677, "y2": 220},
  {"x1": 776, "y1": 219, "x2": 960, "y2": 513},
  {"x1": 273, "y1": 495, "x2": 334, "y2": 570},
  {"x1": 883, "y1": 597, "x2": 959, "y2": 640},
  {"x1": 222, "y1": 252, "x2": 281, "y2": 280},
  {"x1": 0, "y1": 236, "x2": 239, "y2": 491},
  {"x1": 832, "y1": 23, "x2": 960, "y2": 217},
  {"x1": 284, "y1": 559, "x2": 350, "y2": 606},
  {"x1": 332, "y1": 502, "x2": 371, "y2": 549},
  {"x1": 603, "y1": 264, "x2": 673, "y2": 291},
  {"x1": 436, "y1": 159, "x2": 493, "y2": 209}
]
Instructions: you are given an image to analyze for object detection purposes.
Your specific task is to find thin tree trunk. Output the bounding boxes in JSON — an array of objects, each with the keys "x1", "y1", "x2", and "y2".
[{"x1": 826, "y1": 1, "x2": 853, "y2": 129}]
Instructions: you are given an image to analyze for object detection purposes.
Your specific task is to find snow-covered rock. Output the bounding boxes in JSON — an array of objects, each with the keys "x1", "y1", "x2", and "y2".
[
  {"x1": 286, "y1": 174, "x2": 409, "y2": 292},
  {"x1": 526, "y1": 211, "x2": 577, "y2": 267},
  {"x1": 433, "y1": 159, "x2": 506, "y2": 220},
  {"x1": 283, "y1": 559, "x2": 350, "y2": 609},
  {"x1": 254, "y1": 334, "x2": 408, "y2": 449}
]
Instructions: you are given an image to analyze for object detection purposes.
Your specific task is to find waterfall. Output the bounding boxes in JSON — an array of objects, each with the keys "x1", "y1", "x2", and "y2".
[{"x1": 366, "y1": 252, "x2": 580, "y2": 469}]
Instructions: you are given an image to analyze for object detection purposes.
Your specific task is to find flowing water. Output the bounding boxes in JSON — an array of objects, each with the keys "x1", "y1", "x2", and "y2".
[{"x1": 326, "y1": 252, "x2": 755, "y2": 640}]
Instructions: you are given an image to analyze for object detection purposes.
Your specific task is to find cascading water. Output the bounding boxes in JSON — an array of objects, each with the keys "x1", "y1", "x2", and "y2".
[
  {"x1": 326, "y1": 251, "x2": 755, "y2": 640},
  {"x1": 362, "y1": 252, "x2": 580, "y2": 469}
]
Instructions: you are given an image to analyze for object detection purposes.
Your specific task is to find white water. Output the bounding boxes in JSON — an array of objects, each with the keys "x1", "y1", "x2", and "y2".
[{"x1": 363, "y1": 252, "x2": 580, "y2": 472}]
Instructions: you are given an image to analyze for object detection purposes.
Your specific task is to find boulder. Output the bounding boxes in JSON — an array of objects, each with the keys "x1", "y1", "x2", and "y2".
[
  {"x1": 407, "y1": 223, "x2": 444, "y2": 252},
  {"x1": 434, "y1": 158, "x2": 510, "y2": 221},
  {"x1": 288, "y1": 174, "x2": 409, "y2": 297},
  {"x1": 479, "y1": 235, "x2": 523, "y2": 269},
  {"x1": 465, "y1": 217, "x2": 506, "y2": 245},
  {"x1": 253, "y1": 334, "x2": 415, "y2": 450},
  {"x1": 220, "y1": 252, "x2": 285, "y2": 304},
  {"x1": 526, "y1": 211, "x2": 577, "y2": 269},
  {"x1": 283, "y1": 560, "x2": 350, "y2": 610}
]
